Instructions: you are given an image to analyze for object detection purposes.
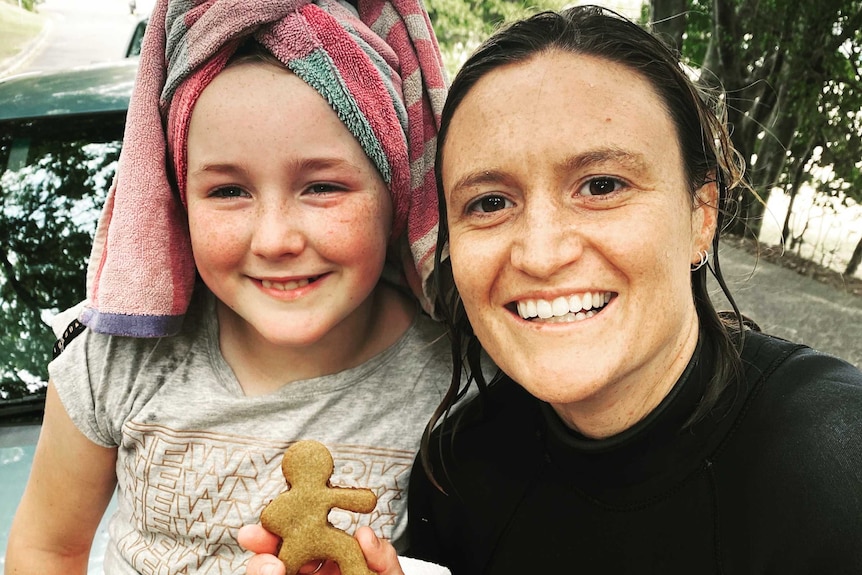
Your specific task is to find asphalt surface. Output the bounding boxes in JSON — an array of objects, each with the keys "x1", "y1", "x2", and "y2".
[
  {"x1": 0, "y1": 0, "x2": 142, "y2": 78},
  {"x1": 711, "y1": 243, "x2": 862, "y2": 368}
]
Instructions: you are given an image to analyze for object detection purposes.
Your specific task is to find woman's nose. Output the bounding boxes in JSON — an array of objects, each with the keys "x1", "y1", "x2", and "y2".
[{"x1": 510, "y1": 200, "x2": 582, "y2": 278}]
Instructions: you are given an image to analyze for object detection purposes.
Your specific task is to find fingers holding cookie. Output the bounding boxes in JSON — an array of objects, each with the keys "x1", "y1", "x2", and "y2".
[
  {"x1": 260, "y1": 441, "x2": 380, "y2": 575},
  {"x1": 238, "y1": 524, "x2": 284, "y2": 575},
  {"x1": 355, "y1": 527, "x2": 404, "y2": 575}
]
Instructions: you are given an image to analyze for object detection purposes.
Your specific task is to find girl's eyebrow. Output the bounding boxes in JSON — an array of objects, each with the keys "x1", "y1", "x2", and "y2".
[
  {"x1": 291, "y1": 157, "x2": 358, "y2": 173},
  {"x1": 189, "y1": 162, "x2": 250, "y2": 178},
  {"x1": 189, "y1": 157, "x2": 359, "y2": 178}
]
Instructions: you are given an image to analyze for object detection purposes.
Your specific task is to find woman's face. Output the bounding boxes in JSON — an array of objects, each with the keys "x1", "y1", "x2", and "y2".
[{"x1": 441, "y1": 50, "x2": 716, "y2": 436}]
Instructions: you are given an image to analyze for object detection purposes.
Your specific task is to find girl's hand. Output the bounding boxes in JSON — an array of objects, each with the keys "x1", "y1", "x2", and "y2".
[
  {"x1": 238, "y1": 525, "x2": 404, "y2": 575},
  {"x1": 355, "y1": 526, "x2": 404, "y2": 575},
  {"x1": 238, "y1": 524, "x2": 283, "y2": 575}
]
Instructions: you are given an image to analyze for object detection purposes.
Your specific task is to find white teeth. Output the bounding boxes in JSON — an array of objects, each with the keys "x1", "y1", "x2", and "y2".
[
  {"x1": 552, "y1": 297, "x2": 569, "y2": 316},
  {"x1": 516, "y1": 291, "x2": 613, "y2": 321},
  {"x1": 262, "y1": 278, "x2": 310, "y2": 291}
]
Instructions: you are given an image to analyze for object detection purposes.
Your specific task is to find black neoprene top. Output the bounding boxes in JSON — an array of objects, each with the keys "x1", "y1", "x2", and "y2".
[{"x1": 407, "y1": 331, "x2": 862, "y2": 574}]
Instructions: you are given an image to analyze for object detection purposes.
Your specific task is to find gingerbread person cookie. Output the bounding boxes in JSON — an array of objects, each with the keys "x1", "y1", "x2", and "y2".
[{"x1": 261, "y1": 440, "x2": 378, "y2": 575}]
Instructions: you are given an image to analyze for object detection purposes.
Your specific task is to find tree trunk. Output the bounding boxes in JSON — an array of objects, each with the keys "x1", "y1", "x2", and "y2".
[
  {"x1": 649, "y1": 0, "x2": 688, "y2": 51},
  {"x1": 846, "y1": 236, "x2": 862, "y2": 277},
  {"x1": 781, "y1": 139, "x2": 816, "y2": 245}
]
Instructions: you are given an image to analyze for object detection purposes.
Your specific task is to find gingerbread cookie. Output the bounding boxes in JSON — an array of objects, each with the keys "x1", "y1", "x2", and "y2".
[{"x1": 261, "y1": 440, "x2": 378, "y2": 575}]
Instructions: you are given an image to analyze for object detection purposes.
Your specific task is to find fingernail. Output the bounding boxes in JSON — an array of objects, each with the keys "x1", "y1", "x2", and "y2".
[{"x1": 260, "y1": 564, "x2": 276, "y2": 575}]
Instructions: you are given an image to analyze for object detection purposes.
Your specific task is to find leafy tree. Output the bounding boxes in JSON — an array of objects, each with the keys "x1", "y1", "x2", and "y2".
[
  {"x1": 426, "y1": 0, "x2": 570, "y2": 73},
  {"x1": 650, "y1": 0, "x2": 862, "y2": 248}
]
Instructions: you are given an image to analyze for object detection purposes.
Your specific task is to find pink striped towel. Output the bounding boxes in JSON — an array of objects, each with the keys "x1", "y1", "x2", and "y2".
[{"x1": 81, "y1": 0, "x2": 447, "y2": 337}]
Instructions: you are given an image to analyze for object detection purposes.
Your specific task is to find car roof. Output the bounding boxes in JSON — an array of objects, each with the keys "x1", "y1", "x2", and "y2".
[{"x1": 0, "y1": 60, "x2": 138, "y2": 122}]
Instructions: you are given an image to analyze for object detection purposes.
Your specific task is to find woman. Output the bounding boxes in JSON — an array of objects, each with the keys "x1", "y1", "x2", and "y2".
[
  {"x1": 406, "y1": 5, "x2": 862, "y2": 574},
  {"x1": 242, "y1": 6, "x2": 862, "y2": 574}
]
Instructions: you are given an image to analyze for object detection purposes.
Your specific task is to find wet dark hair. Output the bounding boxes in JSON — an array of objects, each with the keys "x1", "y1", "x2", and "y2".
[{"x1": 422, "y1": 5, "x2": 749, "y2": 481}]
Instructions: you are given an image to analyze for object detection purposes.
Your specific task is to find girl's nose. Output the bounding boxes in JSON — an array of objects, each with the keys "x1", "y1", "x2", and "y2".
[{"x1": 250, "y1": 201, "x2": 307, "y2": 258}]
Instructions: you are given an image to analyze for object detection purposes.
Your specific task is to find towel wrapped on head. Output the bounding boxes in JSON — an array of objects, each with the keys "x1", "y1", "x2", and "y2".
[{"x1": 81, "y1": 0, "x2": 447, "y2": 337}]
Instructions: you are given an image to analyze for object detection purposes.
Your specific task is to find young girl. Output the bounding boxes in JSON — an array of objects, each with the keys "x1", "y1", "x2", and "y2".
[{"x1": 6, "y1": 0, "x2": 450, "y2": 573}]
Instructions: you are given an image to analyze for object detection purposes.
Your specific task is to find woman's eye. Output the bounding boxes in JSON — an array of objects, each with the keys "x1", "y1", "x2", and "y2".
[
  {"x1": 210, "y1": 186, "x2": 247, "y2": 199},
  {"x1": 580, "y1": 177, "x2": 623, "y2": 197},
  {"x1": 468, "y1": 195, "x2": 512, "y2": 214}
]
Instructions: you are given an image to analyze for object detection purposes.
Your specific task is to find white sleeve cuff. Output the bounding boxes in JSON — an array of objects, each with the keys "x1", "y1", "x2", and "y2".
[{"x1": 399, "y1": 555, "x2": 451, "y2": 575}]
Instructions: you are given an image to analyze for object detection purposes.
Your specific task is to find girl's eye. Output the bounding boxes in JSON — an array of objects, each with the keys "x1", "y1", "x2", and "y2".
[
  {"x1": 468, "y1": 195, "x2": 512, "y2": 214},
  {"x1": 307, "y1": 183, "x2": 344, "y2": 195},
  {"x1": 580, "y1": 177, "x2": 624, "y2": 197},
  {"x1": 210, "y1": 186, "x2": 248, "y2": 199}
]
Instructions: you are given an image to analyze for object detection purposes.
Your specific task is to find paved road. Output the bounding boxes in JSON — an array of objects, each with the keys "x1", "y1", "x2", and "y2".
[
  {"x1": 711, "y1": 243, "x2": 862, "y2": 368},
  {"x1": 20, "y1": 0, "x2": 142, "y2": 73}
]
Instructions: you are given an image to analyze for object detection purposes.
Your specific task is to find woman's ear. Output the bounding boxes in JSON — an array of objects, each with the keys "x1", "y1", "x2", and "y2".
[{"x1": 692, "y1": 179, "x2": 719, "y2": 253}]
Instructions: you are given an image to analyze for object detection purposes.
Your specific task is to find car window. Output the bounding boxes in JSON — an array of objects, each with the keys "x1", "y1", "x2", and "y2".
[{"x1": 125, "y1": 18, "x2": 148, "y2": 58}]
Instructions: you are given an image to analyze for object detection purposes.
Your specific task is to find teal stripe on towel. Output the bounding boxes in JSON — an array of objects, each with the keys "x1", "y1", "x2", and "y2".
[{"x1": 288, "y1": 49, "x2": 392, "y2": 184}]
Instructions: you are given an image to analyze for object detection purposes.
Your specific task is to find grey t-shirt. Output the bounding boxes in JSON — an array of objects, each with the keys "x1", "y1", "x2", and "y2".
[{"x1": 49, "y1": 290, "x2": 451, "y2": 574}]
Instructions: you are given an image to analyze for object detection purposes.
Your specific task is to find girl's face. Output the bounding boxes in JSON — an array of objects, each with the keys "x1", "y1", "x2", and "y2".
[
  {"x1": 186, "y1": 61, "x2": 392, "y2": 354},
  {"x1": 441, "y1": 51, "x2": 716, "y2": 437}
]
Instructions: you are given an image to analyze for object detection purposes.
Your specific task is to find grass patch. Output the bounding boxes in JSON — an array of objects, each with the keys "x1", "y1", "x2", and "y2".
[{"x1": 0, "y1": 2, "x2": 45, "y2": 63}]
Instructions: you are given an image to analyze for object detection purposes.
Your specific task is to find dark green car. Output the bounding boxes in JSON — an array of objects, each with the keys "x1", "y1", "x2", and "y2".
[{"x1": 0, "y1": 60, "x2": 136, "y2": 573}]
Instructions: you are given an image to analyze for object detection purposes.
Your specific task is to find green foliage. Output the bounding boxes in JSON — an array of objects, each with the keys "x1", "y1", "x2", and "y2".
[
  {"x1": 652, "y1": 0, "x2": 862, "y2": 240},
  {"x1": 427, "y1": 0, "x2": 570, "y2": 74}
]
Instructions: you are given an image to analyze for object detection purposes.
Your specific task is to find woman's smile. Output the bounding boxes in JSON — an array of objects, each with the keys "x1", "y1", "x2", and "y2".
[{"x1": 513, "y1": 290, "x2": 615, "y2": 322}]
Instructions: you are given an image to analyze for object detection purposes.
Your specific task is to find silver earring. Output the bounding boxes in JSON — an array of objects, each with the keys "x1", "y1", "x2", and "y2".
[{"x1": 691, "y1": 250, "x2": 709, "y2": 271}]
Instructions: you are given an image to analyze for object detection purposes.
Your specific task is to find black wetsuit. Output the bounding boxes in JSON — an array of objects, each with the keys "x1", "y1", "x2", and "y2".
[{"x1": 407, "y1": 331, "x2": 862, "y2": 574}]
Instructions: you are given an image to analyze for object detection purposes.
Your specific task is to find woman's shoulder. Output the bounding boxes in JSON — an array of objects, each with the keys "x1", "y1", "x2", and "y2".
[
  {"x1": 719, "y1": 331, "x2": 862, "y2": 562},
  {"x1": 740, "y1": 329, "x2": 862, "y2": 402},
  {"x1": 726, "y1": 329, "x2": 862, "y2": 482},
  {"x1": 430, "y1": 377, "x2": 543, "y2": 466}
]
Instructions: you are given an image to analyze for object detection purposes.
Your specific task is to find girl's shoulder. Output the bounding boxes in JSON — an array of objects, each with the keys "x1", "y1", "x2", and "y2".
[{"x1": 47, "y1": 292, "x2": 219, "y2": 447}]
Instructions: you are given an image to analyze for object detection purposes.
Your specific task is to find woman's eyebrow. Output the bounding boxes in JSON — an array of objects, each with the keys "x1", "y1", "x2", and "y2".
[
  {"x1": 559, "y1": 147, "x2": 650, "y2": 173},
  {"x1": 448, "y1": 169, "x2": 512, "y2": 195},
  {"x1": 448, "y1": 148, "x2": 650, "y2": 193}
]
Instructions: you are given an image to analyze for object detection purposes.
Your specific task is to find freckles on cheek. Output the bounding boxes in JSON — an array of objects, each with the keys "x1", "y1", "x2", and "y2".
[{"x1": 449, "y1": 252, "x2": 482, "y2": 301}]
